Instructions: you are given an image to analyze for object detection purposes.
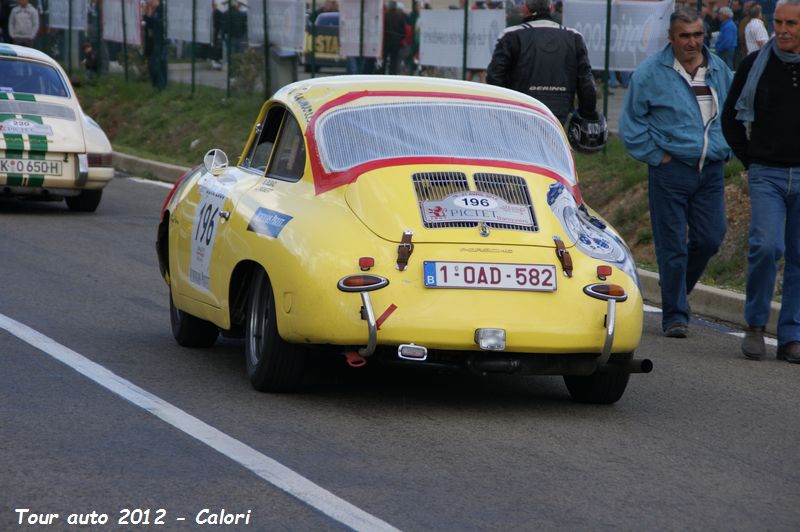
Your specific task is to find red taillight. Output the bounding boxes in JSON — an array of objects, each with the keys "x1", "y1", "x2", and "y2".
[
  {"x1": 337, "y1": 274, "x2": 389, "y2": 292},
  {"x1": 87, "y1": 153, "x2": 112, "y2": 167},
  {"x1": 358, "y1": 257, "x2": 375, "y2": 270},
  {"x1": 597, "y1": 265, "x2": 613, "y2": 279},
  {"x1": 160, "y1": 169, "x2": 192, "y2": 215}
]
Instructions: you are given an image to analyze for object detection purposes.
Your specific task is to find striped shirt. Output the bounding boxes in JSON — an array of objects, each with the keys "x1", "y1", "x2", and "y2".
[{"x1": 673, "y1": 58, "x2": 715, "y2": 127}]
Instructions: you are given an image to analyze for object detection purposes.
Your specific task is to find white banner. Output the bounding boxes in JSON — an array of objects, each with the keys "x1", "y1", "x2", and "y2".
[
  {"x1": 419, "y1": 10, "x2": 506, "y2": 70},
  {"x1": 563, "y1": 0, "x2": 673, "y2": 71},
  {"x1": 48, "y1": 0, "x2": 89, "y2": 31},
  {"x1": 102, "y1": 0, "x2": 142, "y2": 47},
  {"x1": 247, "y1": 0, "x2": 305, "y2": 52},
  {"x1": 166, "y1": 0, "x2": 213, "y2": 44},
  {"x1": 339, "y1": 0, "x2": 383, "y2": 58}
]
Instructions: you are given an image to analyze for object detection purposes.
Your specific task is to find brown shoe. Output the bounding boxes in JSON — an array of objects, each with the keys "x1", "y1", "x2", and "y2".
[
  {"x1": 741, "y1": 326, "x2": 766, "y2": 360},
  {"x1": 777, "y1": 341, "x2": 800, "y2": 363}
]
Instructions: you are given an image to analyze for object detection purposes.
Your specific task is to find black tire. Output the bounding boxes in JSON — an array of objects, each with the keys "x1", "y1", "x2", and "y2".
[
  {"x1": 245, "y1": 269, "x2": 306, "y2": 392},
  {"x1": 169, "y1": 291, "x2": 219, "y2": 347},
  {"x1": 564, "y1": 358, "x2": 631, "y2": 405},
  {"x1": 66, "y1": 189, "x2": 103, "y2": 212}
]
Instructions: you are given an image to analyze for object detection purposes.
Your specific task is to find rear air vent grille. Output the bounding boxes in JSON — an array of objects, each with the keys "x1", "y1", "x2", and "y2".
[
  {"x1": 473, "y1": 173, "x2": 537, "y2": 232},
  {"x1": 413, "y1": 172, "x2": 476, "y2": 229}
]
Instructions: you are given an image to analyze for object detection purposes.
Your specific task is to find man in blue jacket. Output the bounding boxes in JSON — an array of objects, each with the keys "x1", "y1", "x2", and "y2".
[
  {"x1": 620, "y1": 7, "x2": 733, "y2": 338},
  {"x1": 715, "y1": 6, "x2": 738, "y2": 68}
]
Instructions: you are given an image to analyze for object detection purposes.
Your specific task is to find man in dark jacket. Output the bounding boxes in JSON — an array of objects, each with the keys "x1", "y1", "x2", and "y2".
[
  {"x1": 722, "y1": 0, "x2": 800, "y2": 363},
  {"x1": 486, "y1": 0, "x2": 597, "y2": 124},
  {"x1": 143, "y1": 0, "x2": 167, "y2": 90},
  {"x1": 383, "y1": 1, "x2": 407, "y2": 75}
]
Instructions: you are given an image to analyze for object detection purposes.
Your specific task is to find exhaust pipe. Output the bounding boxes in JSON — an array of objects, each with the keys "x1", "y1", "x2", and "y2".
[
  {"x1": 467, "y1": 357, "x2": 522, "y2": 374},
  {"x1": 598, "y1": 358, "x2": 653, "y2": 374}
]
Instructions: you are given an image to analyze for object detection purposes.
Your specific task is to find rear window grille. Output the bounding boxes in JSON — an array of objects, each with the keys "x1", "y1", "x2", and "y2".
[
  {"x1": 473, "y1": 173, "x2": 538, "y2": 232},
  {"x1": 0, "y1": 100, "x2": 76, "y2": 121},
  {"x1": 413, "y1": 172, "x2": 476, "y2": 229}
]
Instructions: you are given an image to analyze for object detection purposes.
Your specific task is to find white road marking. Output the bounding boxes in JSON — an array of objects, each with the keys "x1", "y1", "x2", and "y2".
[
  {"x1": 129, "y1": 177, "x2": 173, "y2": 189},
  {"x1": 643, "y1": 303, "x2": 777, "y2": 345},
  {"x1": 0, "y1": 313, "x2": 400, "y2": 532},
  {"x1": 728, "y1": 330, "x2": 778, "y2": 346}
]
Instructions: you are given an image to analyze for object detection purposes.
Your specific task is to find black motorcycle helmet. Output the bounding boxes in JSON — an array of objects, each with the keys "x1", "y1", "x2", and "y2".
[{"x1": 564, "y1": 110, "x2": 608, "y2": 153}]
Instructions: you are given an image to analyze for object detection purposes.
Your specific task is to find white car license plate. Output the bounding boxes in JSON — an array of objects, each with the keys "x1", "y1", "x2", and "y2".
[
  {"x1": 0, "y1": 158, "x2": 63, "y2": 176},
  {"x1": 423, "y1": 261, "x2": 557, "y2": 291}
]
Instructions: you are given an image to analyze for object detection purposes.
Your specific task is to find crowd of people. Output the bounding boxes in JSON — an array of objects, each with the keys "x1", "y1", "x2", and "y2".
[{"x1": 618, "y1": 0, "x2": 799, "y2": 364}]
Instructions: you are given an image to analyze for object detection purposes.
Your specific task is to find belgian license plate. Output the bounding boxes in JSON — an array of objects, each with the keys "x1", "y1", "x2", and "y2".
[
  {"x1": 0, "y1": 158, "x2": 63, "y2": 176},
  {"x1": 423, "y1": 261, "x2": 557, "y2": 292}
]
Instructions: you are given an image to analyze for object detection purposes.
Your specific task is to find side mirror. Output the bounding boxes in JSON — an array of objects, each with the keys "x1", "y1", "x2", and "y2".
[{"x1": 203, "y1": 149, "x2": 229, "y2": 176}]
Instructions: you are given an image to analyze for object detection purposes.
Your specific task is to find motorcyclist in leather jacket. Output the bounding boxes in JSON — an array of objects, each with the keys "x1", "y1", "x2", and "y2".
[{"x1": 487, "y1": 0, "x2": 598, "y2": 124}]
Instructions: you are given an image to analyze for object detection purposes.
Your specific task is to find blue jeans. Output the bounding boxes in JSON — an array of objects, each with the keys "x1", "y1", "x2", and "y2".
[
  {"x1": 745, "y1": 164, "x2": 800, "y2": 346},
  {"x1": 648, "y1": 159, "x2": 726, "y2": 330}
]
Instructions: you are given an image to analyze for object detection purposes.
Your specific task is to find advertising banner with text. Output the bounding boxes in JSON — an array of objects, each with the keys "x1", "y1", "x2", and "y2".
[
  {"x1": 247, "y1": 0, "x2": 305, "y2": 52},
  {"x1": 166, "y1": 0, "x2": 214, "y2": 45},
  {"x1": 419, "y1": 10, "x2": 506, "y2": 70},
  {"x1": 563, "y1": 0, "x2": 673, "y2": 71},
  {"x1": 339, "y1": 0, "x2": 384, "y2": 58},
  {"x1": 103, "y1": 0, "x2": 142, "y2": 47},
  {"x1": 49, "y1": 0, "x2": 89, "y2": 31}
]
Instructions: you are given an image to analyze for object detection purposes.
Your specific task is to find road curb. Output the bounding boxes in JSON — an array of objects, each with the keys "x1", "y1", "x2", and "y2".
[
  {"x1": 638, "y1": 270, "x2": 778, "y2": 334},
  {"x1": 113, "y1": 150, "x2": 778, "y2": 335},
  {"x1": 113, "y1": 152, "x2": 191, "y2": 182}
]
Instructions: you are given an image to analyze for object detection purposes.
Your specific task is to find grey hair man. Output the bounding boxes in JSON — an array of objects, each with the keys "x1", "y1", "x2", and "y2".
[
  {"x1": 486, "y1": 0, "x2": 598, "y2": 125},
  {"x1": 715, "y1": 5, "x2": 738, "y2": 68},
  {"x1": 620, "y1": 7, "x2": 733, "y2": 338},
  {"x1": 722, "y1": 0, "x2": 800, "y2": 363},
  {"x1": 744, "y1": 4, "x2": 770, "y2": 53}
]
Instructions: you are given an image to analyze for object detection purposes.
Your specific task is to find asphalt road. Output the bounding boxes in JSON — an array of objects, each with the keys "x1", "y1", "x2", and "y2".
[{"x1": 1, "y1": 176, "x2": 799, "y2": 531}]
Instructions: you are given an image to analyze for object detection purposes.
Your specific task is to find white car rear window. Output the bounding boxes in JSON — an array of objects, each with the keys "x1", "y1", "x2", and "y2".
[
  {"x1": 315, "y1": 101, "x2": 575, "y2": 184},
  {"x1": 0, "y1": 58, "x2": 69, "y2": 98}
]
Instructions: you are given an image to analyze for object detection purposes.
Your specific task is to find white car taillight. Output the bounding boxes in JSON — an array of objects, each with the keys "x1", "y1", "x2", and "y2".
[{"x1": 87, "y1": 153, "x2": 112, "y2": 167}]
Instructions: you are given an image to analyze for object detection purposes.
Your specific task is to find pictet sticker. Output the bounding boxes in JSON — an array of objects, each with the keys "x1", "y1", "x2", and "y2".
[{"x1": 422, "y1": 191, "x2": 532, "y2": 226}]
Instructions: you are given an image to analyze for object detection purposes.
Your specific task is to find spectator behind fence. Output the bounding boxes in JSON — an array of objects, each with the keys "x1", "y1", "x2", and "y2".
[
  {"x1": 486, "y1": 0, "x2": 597, "y2": 124},
  {"x1": 143, "y1": 0, "x2": 167, "y2": 90},
  {"x1": 722, "y1": 0, "x2": 800, "y2": 362},
  {"x1": 382, "y1": 0, "x2": 407, "y2": 75},
  {"x1": 210, "y1": 1, "x2": 225, "y2": 69},
  {"x1": 551, "y1": 1, "x2": 563, "y2": 24},
  {"x1": 619, "y1": 7, "x2": 733, "y2": 339},
  {"x1": 732, "y1": 0, "x2": 746, "y2": 24},
  {"x1": 8, "y1": 0, "x2": 38, "y2": 48},
  {"x1": 1, "y1": 0, "x2": 16, "y2": 44},
  {"x1": 745, "y1": 3, "x2": 770, "y2": 53},
  {"x1": 715, "y1": 6, "x2": 738, "y2": 68},
  {"x1": 81, "y1": 40, "x2": 98, "y2": 81}
]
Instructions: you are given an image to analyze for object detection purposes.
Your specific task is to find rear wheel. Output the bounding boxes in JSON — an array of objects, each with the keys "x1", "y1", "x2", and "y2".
[
  {"x1": 563, "y1": 355, "x2": 632, "y2": 404},
  {"x1": 66, "y1": 189, "x2": 103, "y2": 212},
  {"x1": 245, "y1": 269, "x2": 306, "y2": 392},
  {"x1": 169, "y1": 291, "x2": 219, "y2": 347}
]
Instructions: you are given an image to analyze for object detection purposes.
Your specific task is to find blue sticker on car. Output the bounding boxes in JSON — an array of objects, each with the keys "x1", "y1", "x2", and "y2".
[{"x1": 247, "y1": 208, "x2": 293, "y2": 238}]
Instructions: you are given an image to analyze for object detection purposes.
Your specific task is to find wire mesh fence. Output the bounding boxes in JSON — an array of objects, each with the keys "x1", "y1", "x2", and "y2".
[
  {"x1": 12, "y1": 0, "x2": 675, "y2": 100},
  {"x1": 18, "y1": 0, "x2": 535, "y2": 97}
]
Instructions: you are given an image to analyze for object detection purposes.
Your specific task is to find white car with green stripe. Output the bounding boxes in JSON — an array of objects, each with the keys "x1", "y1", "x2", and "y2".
[{"x1": 0, "y1": 43, "x2": 113, "y2": 212}]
